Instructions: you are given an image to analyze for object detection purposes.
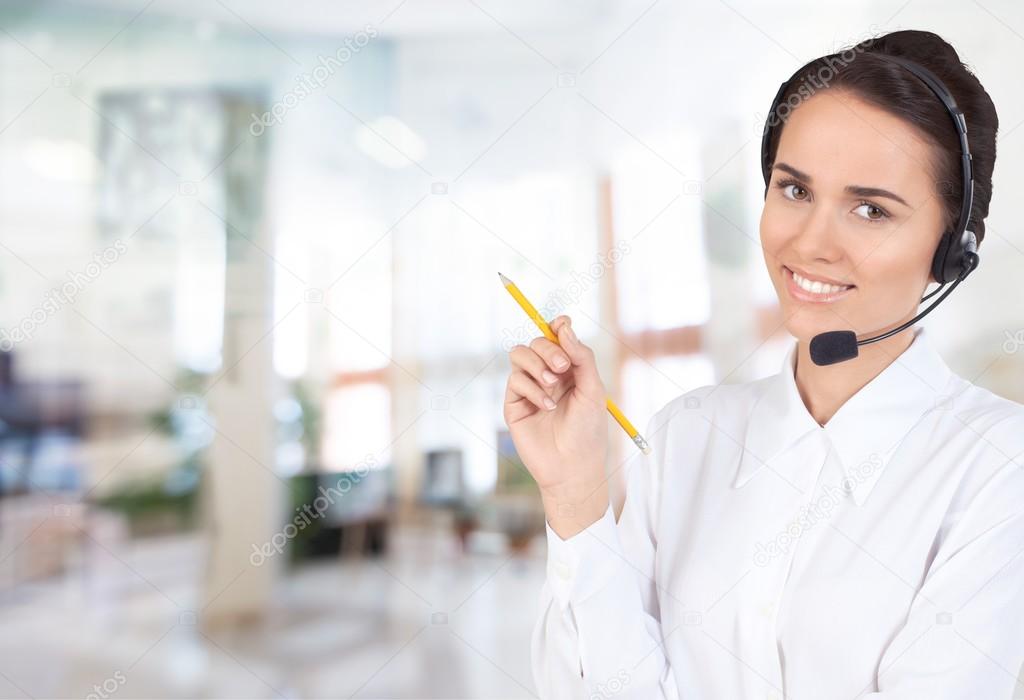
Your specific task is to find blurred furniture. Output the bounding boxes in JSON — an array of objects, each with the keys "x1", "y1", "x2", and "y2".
[
  {"x1": 286, "y1": 466, "x2": 394, "y2": 564},
  {"x1": 0, "y1": 350, "x2": 85, "y2": 495},
  {"x1": 418, "y1": 448, "x2": 486, "y2": 553},
  {"x1": 423, "y1": 434, "x2": 545, "y2": 556},
  {"x1": 488, "y1": 430, "x2": 545, "y2": 553},
  {"x1": 0, "y1": 495, "x2": 82, "y2": 584},
  {"x1": 0, "y1": 493, "x2": 128, "y2": 591},
  {"x1": 420, "y1": 449, "x2": 464, "y2": 507}
]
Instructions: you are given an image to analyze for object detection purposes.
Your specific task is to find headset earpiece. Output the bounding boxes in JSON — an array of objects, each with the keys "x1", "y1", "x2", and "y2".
[
  {"x1": 930, "y1": 230, "x2": 955, "y2": 284},
  {"x1": 932, "y1": 228, "x2": 979, "y2": 284}
]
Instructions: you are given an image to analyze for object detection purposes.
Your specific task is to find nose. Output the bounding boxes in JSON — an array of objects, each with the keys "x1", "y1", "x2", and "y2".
[{"x1": 790, "y1": 201, "x2": 843, "y2": 265}]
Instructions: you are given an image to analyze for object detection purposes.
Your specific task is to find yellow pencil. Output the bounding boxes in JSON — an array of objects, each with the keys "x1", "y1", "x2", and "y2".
[{"x1": 499, "y1": 272, "x2": 651, "y2": 455}]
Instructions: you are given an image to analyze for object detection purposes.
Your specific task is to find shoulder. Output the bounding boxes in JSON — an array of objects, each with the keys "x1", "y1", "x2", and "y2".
[
  {"x1": 636, "y1": 376, "x2": 774, "y2": 495},
  {"x1": 643, "y1": 375, "x2": 777, "y2": 464},
  {"x1": 947, "y1": 375, "x2": 1024, "y2": 462},
  {"x1": 650, "y1": 374, "x2": 775, "y2": 432},
  {"x1": 939, "y1": 375, "x2": 1024, "y2": 522}
]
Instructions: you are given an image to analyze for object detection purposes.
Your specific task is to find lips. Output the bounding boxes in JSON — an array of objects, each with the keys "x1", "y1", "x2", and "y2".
[
  {"x1": 786, "y1": 265, "x2": 853, "y2": 289},
  {"x1": 783, "y1": 266, "x2": 856, "y2": 303}
]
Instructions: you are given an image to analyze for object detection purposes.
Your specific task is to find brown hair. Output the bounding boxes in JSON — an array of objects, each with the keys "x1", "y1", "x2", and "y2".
[{"x1": 764, "y1": 30, "x2": 998, "y2": 245}]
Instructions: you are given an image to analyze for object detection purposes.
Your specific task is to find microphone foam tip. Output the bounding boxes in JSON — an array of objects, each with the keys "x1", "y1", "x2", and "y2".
[{"x1": 810, "y1": 330, "x2": 859, "y2": 366}]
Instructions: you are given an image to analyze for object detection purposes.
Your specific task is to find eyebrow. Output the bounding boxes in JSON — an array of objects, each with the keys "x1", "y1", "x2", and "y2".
[{"x1": 773, "y1": 162, "x2": 910, "y2": 207}]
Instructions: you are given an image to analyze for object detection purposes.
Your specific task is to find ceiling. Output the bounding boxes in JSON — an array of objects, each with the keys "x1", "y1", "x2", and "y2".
[{"x1": 26, "y1": 0, "x2": 619, "y2": 39}]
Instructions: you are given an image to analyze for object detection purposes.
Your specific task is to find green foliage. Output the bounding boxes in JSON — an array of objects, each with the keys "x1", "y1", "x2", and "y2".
[
  {"x1": 497, "y1": 454, "x2": 536, "y2": 494},
  {"x1": 93, "y1": 369, "x2": 211, "y2": 535},
  {"x1": 290, "y1": 379, "x2": 321, "y2": 461}
]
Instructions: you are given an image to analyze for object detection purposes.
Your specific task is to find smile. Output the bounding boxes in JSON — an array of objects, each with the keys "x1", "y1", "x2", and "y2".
[{"x1": 783, "y1": 266, "x2": 856, "y2": 303}]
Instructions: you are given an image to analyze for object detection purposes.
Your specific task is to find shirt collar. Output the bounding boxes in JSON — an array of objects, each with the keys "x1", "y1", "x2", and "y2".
[{"x1": 732, "y1": 326, "x2": 954, "y2": 506}]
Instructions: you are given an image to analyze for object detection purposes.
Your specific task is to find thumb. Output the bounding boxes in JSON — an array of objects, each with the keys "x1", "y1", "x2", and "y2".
[{"x1": 556, "y1": 322, "x2": 604, "y2": 398}]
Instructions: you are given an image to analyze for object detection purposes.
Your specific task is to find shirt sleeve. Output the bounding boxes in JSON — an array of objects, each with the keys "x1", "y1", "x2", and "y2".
[
  {"x1": 530, "y1": 411, "x2": 683, "y2": 699},
  {"x1": 862, "y1": 436, "x2": 1024, "y2": 698}
]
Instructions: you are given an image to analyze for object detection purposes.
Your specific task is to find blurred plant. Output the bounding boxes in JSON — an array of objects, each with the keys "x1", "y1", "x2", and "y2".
[
  {"x1": 489, "y1": 449, "x2": 544, "y2": 554},
  {"x1": 93, "y1": 368, "x2": 213, "y2": 535},
  {"x1": 496, "y1": 453, "x2": 537, "y2": 495},
  {"x1": 145, "y1": 368, "x2": 208, "y2": 436},
  {"x1": 275, "y1": 379, "x2": 330, "y2": 562},
  {"x1": 292, "y1": 378, "x2": 322, "y2": 463},
  {"x1": 276, "y1": 378, "x2": 322, "y2": 470}
]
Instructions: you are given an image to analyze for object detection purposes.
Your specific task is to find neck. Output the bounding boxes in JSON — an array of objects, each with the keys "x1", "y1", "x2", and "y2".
[{"x1": 794, "y1": 327, "x2": 916, "y2": 426}]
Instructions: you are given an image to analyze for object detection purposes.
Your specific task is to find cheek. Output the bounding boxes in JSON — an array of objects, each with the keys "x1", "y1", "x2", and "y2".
[
  {"x1": 759, "y1": 202, "x2": 809, "y2": 278},
  {"x1": 854, "y1": 243, "x2": 929, "y2": 301},
  {"x1": 759, "y1": 203, "x2": 787, "y2": 259}
]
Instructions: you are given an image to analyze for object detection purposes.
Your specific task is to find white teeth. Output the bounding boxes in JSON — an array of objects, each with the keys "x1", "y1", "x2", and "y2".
[{"x1": 791, "y1": 269, "x2": 851, "y2": 295}]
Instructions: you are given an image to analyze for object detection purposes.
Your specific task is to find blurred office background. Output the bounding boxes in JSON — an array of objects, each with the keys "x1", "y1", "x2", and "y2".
[{"x1": 0, "y1": 0, "x2": 1022, "y2": 697}]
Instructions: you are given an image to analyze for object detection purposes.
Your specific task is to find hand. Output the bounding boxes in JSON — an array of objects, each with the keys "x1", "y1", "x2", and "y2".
[{"x1": 502, "y1": 315, "x2": 610, "y2": 538}]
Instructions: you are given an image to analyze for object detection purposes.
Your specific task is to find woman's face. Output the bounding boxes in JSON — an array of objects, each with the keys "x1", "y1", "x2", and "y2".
[{"x1": 759, "y1": 89, "x2": 948, "y2": 345}]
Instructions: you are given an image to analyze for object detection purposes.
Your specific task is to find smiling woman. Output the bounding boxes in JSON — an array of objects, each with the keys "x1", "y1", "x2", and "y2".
[
  {"x1": 514, "y1": 29, "x2": 1024, "y2": 700},
  {"x1": 759, "y1": 32, "x2": 995, "y2": 377}
]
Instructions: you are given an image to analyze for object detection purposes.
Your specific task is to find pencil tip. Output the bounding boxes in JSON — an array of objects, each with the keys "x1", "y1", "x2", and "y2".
[{"x1": 497, "y1": 272, "x2": 510, "y2": 285}]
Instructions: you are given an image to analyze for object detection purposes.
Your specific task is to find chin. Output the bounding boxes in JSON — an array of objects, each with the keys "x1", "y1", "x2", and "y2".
[{"x1": 779, "y1": 307, "x2": 854, "y2": 345}]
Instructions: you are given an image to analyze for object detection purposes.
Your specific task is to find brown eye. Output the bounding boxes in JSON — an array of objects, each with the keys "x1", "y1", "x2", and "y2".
[
  {"x1": 773, "y1": 178, "x2": 810, "y2": 203},
  {"x1": 781, "y1": 183, "x2": 808, "y2": 201},
  {"x1": 853, "y1": 201, "x2": 889, "y2": 222}
]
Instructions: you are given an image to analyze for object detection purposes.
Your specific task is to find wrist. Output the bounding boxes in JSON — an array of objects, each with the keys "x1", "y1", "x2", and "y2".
[{"x1": 541, "y1": 479, "x2": 610, "y2": 540}]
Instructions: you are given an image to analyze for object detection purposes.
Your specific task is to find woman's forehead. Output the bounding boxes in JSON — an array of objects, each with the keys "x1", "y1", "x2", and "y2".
[{"x1": 775, "y1": 90, "x2": 939, "y2": 195}]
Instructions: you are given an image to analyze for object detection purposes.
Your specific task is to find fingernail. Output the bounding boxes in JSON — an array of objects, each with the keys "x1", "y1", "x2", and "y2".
[
  {"x1": 553, "y1": 356, "x2": 569, "y2": 370},
  {"x1": 542, "y1": 370, "x2": 558, "y2": 384},
  {"x1": 543, "y1": 397, "x2": 557, "y2": 410}
]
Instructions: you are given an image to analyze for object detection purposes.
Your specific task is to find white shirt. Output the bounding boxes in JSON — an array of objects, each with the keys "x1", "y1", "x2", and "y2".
[{"x1": 532, "y1": 326, "x2": 1024, "y2": 699}]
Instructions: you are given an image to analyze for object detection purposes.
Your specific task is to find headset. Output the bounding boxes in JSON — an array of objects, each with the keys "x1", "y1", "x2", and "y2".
[{"x1": 759, "y1": 52, "x2": 981, "y2": 365}]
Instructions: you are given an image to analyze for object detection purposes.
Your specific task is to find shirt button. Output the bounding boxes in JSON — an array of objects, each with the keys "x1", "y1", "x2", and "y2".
[{"x1": 553, "y1": 560, "x2": 572, "y2": 581}]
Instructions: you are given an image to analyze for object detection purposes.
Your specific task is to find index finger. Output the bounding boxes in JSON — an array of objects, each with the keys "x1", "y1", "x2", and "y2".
[{"x1": 548, "y1": 315, "x2": 571, "y2": 337}]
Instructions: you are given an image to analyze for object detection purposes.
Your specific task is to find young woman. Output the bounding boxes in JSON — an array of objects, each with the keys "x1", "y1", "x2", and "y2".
[{"x1": 504, "y1": 30, "x2": 1024, "y2": 698}]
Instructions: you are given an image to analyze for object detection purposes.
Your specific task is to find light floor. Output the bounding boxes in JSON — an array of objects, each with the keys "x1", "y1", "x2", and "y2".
[{"x1": 0, "y1": 523, "x2": 546, "y2": 699}]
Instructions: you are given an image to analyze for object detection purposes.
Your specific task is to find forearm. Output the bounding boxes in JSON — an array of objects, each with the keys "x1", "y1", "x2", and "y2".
[{"x1": 532, "y1": 501, "x2": 682, "y2": 699}]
